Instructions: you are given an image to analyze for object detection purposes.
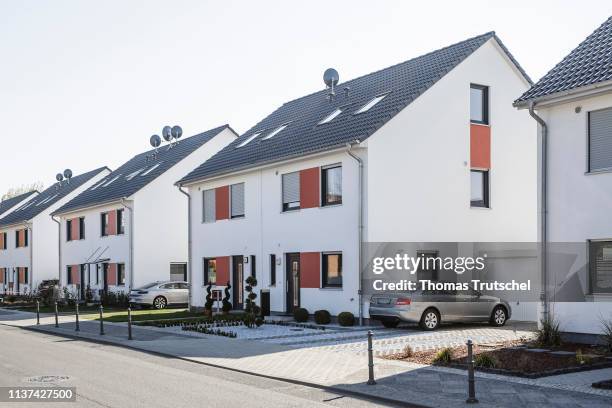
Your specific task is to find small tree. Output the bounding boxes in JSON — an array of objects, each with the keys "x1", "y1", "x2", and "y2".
[
  {"x1": 221, "y1": 281, "x2": 232, "y2": 313},
  {"x1": 244, "y1": 276, "x2": 263, "y2": 328},
  {"x1": 204, "y1": 282, "x2": 214, "y2": 315}
]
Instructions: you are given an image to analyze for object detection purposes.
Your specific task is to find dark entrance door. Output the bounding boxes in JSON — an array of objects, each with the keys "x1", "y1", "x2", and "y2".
[
  {"x1": 286, "y1": 253, "x2": 300, "y2": 313},
  {"x1": 232, "y1": 256, "x2": 244, "y2": 310},
  {"x1": 80, "y1": 265, "x2": 86, "y2": 299},
  {"x1": 102, "y1": 263, "x2": 109, "y2": 295}
]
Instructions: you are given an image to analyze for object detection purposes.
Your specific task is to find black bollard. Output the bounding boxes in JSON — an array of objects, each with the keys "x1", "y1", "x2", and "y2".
[
  {"x1": 367, "y1": 330, "x2": 376, "y2": 385},
  {"x1": 127, "y1": 307, "x2": 133, "y2": 340},
  {"x1": 75, "y1": 302, "x2": 80, "y2": 332},
  {"x1": 36, "y1": 300, "x2": 40, "y2": 325},
  {"x1": 54, "y1": 301, "x2": 59, "y2": 328},
  {"x1": 99, "y1": 305, "x2": 105, "y2": 335},
  {"x1": 466, "y1": 339, "x2": 478, "y2": 404}
]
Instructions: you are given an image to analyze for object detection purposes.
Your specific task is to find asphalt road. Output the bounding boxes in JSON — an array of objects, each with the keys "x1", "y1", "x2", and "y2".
[{"x1": 0, "y1": 324, "x2": 395, "y2": 408}]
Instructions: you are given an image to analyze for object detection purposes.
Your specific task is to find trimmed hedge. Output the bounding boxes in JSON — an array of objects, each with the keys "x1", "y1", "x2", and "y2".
[
  {"x1": 293, "y1": 307, "x2": 309, "y2": 322},
  {"x1": 314, "y1": 310, "x2": 331, "y2": 325},
  {"x1": 338, "y1": 311, "x2": 355, "y2": 326}
]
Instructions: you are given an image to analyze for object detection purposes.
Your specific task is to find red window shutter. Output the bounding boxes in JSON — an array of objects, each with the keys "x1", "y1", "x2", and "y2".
[
  {"x1": 299, "y1": 167, "x2": 320, "y2": 209},
  {"x1": 108, "y1": 211, "x2": 117, "y2": 235},
  {"x1": 470, "y1": 124, "x2": 491, "y2": 169},
  {"x1": 216, "y1": 256, "x2": 230, "y2": 285},
  {"x1": 300, "y1": 252, "x2": 320, "y2": 288},
  {"x1": 18, "y1": 230, "x2": 24, "y2": 247},
  {"x1": 0, "y1": 268, "x2": 4, "y2": 283},
  {"x1": 71, "y1": 265, "x2": 80, "y2": 284},
  {"x1": 215, "y1": 186, "x2": 230, "y2": 220},
  {"x1": 0, "y1": 233, "x2": 4, "y2": 249},
  {"x1": 107, "y1": 264, "x2": 117, "y2": 285},
  {"x1": 71, "y1": 218, "x2": 79, "y2": 241}
]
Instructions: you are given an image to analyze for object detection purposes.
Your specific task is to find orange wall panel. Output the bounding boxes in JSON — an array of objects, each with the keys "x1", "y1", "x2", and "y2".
[
  {"x1": 71, "y1": 218, "x2": 79, "y2": 240},
  {"x1": 107, "y1": 211, "x2": 117, "y2": 235},
  {"x1": 216, "y1": 186, "x2": 230, "y2": 220},
  {"x1": 71, "y1": 265, "x2": 80, "y2": 284},
  {"x1": 300, "y1": 252, "x2": 320, "y2": 288},
  {"x1": 216, "y1": 256, "x2": 230, "y2": 285},
  {"x1": 106, "y1": 264, "x2": 117, "y2": 285},
  {"x1": 300, "y1": 168, "x2": 320, "y2": 209},
  {"x1": 470, "y1": 124, "x2": 491, "y2": 169}
]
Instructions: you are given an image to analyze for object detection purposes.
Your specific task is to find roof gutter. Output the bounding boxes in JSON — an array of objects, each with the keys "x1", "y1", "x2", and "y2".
[
  {"x1": 528, "y1": 102, "x2": 549, "y2": 325},
  {"x1": 176, "y1": 185, "x2": 193, "y2": 310},
  {"x1": 515, "y1": 79, "x2": 612, "y2": 109},
  {"x1": 346, "y1": 141, "x2": 364, "y2": 326},
  {"x1": 120, "y1": 198, "x2": 134, "y2": 290}
]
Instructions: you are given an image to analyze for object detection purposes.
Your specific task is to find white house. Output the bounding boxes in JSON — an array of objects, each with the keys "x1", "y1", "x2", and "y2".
[
  {"x1": 0, "y1": 167, "x2": 110, "y2": 295},
  {"x1": 178, "y1": 32, "x2": 538, "y2": 321},
  {"x1": 0, "y1": 191, "x2": 38, "y2": 219},
  {"x1": 514, "y1": 16, "x2": 612, "y2": 341},
  {"x1": 51, "y1": 125, "x2": 237, "y2": 302}
]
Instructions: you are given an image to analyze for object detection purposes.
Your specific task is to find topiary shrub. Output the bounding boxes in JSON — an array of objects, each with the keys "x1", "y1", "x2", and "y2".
[
  {"x1": 293, "y1": 307, "x2": 309, "y2": 322},
  {"x1": 221, "y1": 282, "x2": 233, "y2": 313},
  {"x1": 314, "y1": 310, "x2": 331, "y2": 325},
  {"x1": 204, "y1": 282, "x2": 214, "y2": 314},
  {"x1": 244, "y1": 276, "x2": 261, "y2": 328},
  {"x1": 338, "y1": 311, "x2": 355, "y2": 327}
]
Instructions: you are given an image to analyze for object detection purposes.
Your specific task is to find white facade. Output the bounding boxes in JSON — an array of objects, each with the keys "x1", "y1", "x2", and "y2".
[
  {"x1": 530, "y1": 90, "x2": 612, "y2": 335},
  {"x1": 0, "y1": 170, "x2": 110, "y2": 294},
  {"x1": 56, "y1": 127, "x2": 237, "y2": 298},
  {"x1": 186, "y1": 38, "x2": 538, "y2": 319}
]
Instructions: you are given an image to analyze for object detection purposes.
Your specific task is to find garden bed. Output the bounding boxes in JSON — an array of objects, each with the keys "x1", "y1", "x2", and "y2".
[{"x1": 387, "y1": 341, "x2": 612, "y2": 378}]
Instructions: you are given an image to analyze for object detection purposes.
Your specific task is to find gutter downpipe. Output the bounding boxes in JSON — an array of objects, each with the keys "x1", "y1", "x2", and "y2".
[
  {"x1": 120, "y1": 198, "x2": 134, "y2": 290},
  {"x1": 177, "y1": 185, "x2": 193, "y2": 310},
  {"x1": 25, "y1": 221, "x2": 33, "y2": 292},
  {"x1": 528, "y1": 101, "x2": 549, "y2": 324},
  {"x1": 346, "y1": 141, "x2": 364, "y2": 326},
  {"x1": 51, "y1": 216, "x2": 61, "y2": 288}
]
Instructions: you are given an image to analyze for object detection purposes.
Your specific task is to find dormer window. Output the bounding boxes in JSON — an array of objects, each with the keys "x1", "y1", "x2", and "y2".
[
  {"x1": 355, "y1": 94, "x2": 388, "y2": 114},
  {"x1": 262, "y1": 124, "x2": 289, "y2": 140},
  {"x1": 318, "y1": 108, "x2": 342, "y2": 125},
  {"x1": 237, "y1": 132, "x2": 261, "y2": 148}
]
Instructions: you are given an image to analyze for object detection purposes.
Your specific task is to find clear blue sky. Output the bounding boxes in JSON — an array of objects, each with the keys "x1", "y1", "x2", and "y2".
[{"x1": 1, "y1": 0, "x2": 611, "y2": 194}]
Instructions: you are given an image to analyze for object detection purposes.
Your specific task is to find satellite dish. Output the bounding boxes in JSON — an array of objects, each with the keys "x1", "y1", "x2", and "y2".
[
  {"x1": 63, "y1": 169, "x2": 73, "y2": 179},
  {"x1": 150, "y1": 134, "x2": 162, "y2": 148},
  {"x1": 56, "y1": 173, "x2": 64, "y2": 182},
  {"x1": 171, "y1": 125, "x2": 183, "y2": 139},
  {"x1": 162, "y1": 126, "x2": 172, "y2": 141},
  {"x1": 323, "y1": 68, "x2": 339, "y2": 88}
]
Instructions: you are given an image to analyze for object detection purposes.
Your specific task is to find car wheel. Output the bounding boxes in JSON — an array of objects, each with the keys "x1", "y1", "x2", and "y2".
[
  {"x1": 490, "y1": 306, "x2": 507, "y2": 327},
  {"x1": 419, "y1": 308, "x2": 440, "y2": 331},
  {"x1": 381, "y1": 319, "x2": 399, "y2": 328},
  {"x1": 153, "y1": 296, "x2": 167, "y2": 310}
]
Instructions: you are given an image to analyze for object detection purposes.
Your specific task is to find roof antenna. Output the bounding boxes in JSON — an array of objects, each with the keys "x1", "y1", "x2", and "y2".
[
  {"x1": 150, "y1": 134, "x2": 161, "y2": 160},
  {"x1": 323, "y1": 68, "x2": 339, "y2": 102},
  {"x1": 55, "y1": 173, "x2": 64, "y2": 190},
  {"x1": 63, "y1": 169, "x2": 73, "y2": 184}
]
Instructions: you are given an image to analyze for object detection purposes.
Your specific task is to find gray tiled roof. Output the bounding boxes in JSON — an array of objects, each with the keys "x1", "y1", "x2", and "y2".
[
  {"x1": 0, "y1": 167, "x2": 109, "y2": 227},
  {"x1": 53, "y1": 125, "x2": 232, "y2": 215},
  {"x1": 179, "y1": 32, "x2": 530, "y2": 184},
  {"x1": 0, "y1": 191, "x2": 38, "y2": 216},
  {"x1": 516, "y1": 16, "x2": 612, "y2": 104}
]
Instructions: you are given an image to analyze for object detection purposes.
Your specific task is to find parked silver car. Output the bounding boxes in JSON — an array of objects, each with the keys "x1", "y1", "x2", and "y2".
[
  {"x1": 129, "y1": 281, "x2": 189, "y2": 309},
  {"x1": 369, "y1": 289, "x2": 511, "y2": 330}
]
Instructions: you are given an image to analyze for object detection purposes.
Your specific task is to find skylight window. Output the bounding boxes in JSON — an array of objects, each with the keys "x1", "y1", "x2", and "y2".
[
  {"x1": 140, "y1": 162, "x2": 162, "y2": 176},
  {"x1": 261, "y1": 124, "x2": 289, "y2": 140},
  {"x1": 103, "y1": 175, "x2": 121, "y2": 187},
  {"x1": 36, "y1": 194, "x2": 58, "y2": 206},
  {"x1": 17, "y1": 201, "x2": 35, "y2": 211},
  {"x1": 354, "y1": 94, "x2": 388, "y2": 114},
  {"x1": 236, "y1": 132, "x2": 261, "y2": 148},
  {"x1": 90, "y1": 180, "x2": 106, "y2": 190},
  {"x1": 126, "y1": 168, "x2": 145, "y2": 181},
  {"x1": 318, "y1": 108, "x2": 343, "y2": 125}
]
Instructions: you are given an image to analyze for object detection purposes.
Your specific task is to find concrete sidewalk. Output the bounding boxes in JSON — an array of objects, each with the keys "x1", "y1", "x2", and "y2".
[{"x1": 2, "y1": 309, "x2": 612, "y2": 408}]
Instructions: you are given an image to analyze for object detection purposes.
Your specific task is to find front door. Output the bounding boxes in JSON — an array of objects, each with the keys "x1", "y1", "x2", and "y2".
[
  {"x1": 232, "y1": 256, "x2": 244, "y2": 310},
  {"x1": 286, "y1": 253, "x2": 300, "y2": 313}
]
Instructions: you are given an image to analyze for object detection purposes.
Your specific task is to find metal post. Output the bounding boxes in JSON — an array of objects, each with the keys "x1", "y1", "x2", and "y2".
[
  {"x1": 466, "y1": 339, "x2": 478, "y2": 404},
  {"x1": 75, "y1": 302, "x2": 80, "y2": 332},
  {"x1": 99, "y1": 305, "x2": 105, "y2": 335},
  {"x1": 367, "y1": 330, "x2": 376, "y2": 385},
  {"x1": 54, "y1": 301, "x2": 59, "y2": 328},
  {"x1": 127, "y1": 307, "x2": 133, "y2": 340},
  {"x1": 36, "y1": 300, "x2": 40, "y2": 325}
]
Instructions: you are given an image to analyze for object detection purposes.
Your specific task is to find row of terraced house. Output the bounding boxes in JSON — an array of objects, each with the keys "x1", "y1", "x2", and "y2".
[{"x1": 1, "y1": 18, "x2": 612, "y2": 341}]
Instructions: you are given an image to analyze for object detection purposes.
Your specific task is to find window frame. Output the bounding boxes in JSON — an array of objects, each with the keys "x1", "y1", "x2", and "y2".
[
  {"x1": 230, "y1": 182, "x2": 245, "y2": 219},
  {"x1": 0, "y1": 232, "x2": 6, "y2": 250},
  {"x1": 281, "y1": 171, "x2": 300, "y2": 212},
  {"x1": 79, "y1": 217, "x2": 85, "y2": 240},
  {"x1": 354, "y1": 93, "x2": 389, "y2": 115},
  {"x1": 202, "y1": 188, "x2": 216, "y2": 223},
  {"x1": 470, "y1": 169, "x2": 490, "y2": 208},
  {"x1": 117, "y1": 209, "x2": 125, "y2": 235},
  {"x1": 203, "y1": 257, "x2": 217, "y2": 286},
  {"x1": 101, "y1": 212, "x2": 109, "y2": 237},
  {"x1": 66, "y1": 265, "x2": 73, "y2": 285},
  {"x1": 269, "y1": 254, "x2": 276, "y2": 287},
  {"x1": 588, "y1": 239, "x2": 612, "y2": 295},
  {"x1": 66, "y1": 219, "x2": 73, "y2": 242},
  {"x1": 321, "y1": 164, "x2": 343, "y2": 206},
  {"x1": 322, "y1": 252, "x2": 343, "y2": 288},
  {"x1": 470, "y1": 84, "x2": 489, "y2": 125},
  {"x1": 587, "y1": 107, "x2": 612, "y2": 173},
  {"x1": 117, "y1": 263, "x2": 126, "y2": 286}
]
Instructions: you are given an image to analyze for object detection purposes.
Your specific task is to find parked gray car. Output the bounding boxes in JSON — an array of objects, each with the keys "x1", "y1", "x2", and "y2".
[
  {"x1": 129, "y1": 281, "x2": 189, "y2": 309},
  {"x1": 369, "y1": 289, "x2": 511, "y2": 330}
]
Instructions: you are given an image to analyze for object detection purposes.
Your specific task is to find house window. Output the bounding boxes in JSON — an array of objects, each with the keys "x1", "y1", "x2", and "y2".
[
  {"x1": 230, "y1": 183, "x2": 245, "y2": 219},
  {"x1": 117, "y1": 209, "x2": 125, "y2": 234},
  {"x1": 416, "y1": 250, "x2": 439, "y2": 281},
  {"x1": 202, "y1": 189, "x2": 216, "y2": 223},
  {"x1": 322, "y1": 253, "x2": 342, "y2": 288},
  {"x1": 269, "y1": 254, "x2": 276, "y2": 286},
  {"x1": 470, "y1": 170, "x2": 489, "y2": 208},
  {"x1": 589, "y1": 240, "x2": 612, "y2": 294},
  {"x1": 0, "y1": 232, "x2": 6, "y2": 250},
  {"x1": 470, "y1": 84, "x2": 489, "y2": 124},
  {"x1": 204, "y1": 258, "x2": 217, "y2": 285},
  {"x1": 117, "y1": 263, "x2": 126, "y2": 286},
  {"x1": 66, "y1": 266, "x2": 73, "y2": 285},
  {"x1": 66, "y1": 219, "x2": 73, "y2": 242},
  {"x1": 101, "y1": 212, "x2": 109, "y2": 236},
  {"x1": 588, "y1": 107, "x2": 612, "y2": 172},
  {"x1": 79, "y1": 217, "x2": 85, "y2": 239},
  {"x1": 322, "y1": 165, "x2": 342, "y2": 206},
  {"x1": 282, "y1": 171, "x2": 300, "y2": 211},
  {"x1": 262, "y1": 123, "x2": 289, "y2": 140},
  {"x1": 24, "y1": 267, "x2": 28, "y2": 284},
  {"x1": 250, "y1": 255, "x2": 256, "y2": 279},
  {"x1": 15, "y1": 229, "x2": 28, "y2": 248}
]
